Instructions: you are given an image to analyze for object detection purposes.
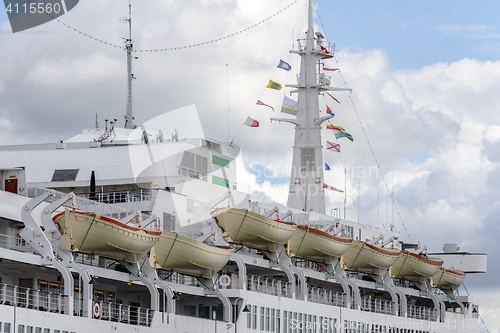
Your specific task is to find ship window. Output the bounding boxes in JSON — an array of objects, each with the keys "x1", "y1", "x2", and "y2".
[
  {"x1": 252, "y1": 305, "x2": 258, "y2": 329},
  {"x1": 94, "y1": 289, "x2": 105, "y2": 301},
  {"x1": 43, "y1": 329, "x2": 50, "y2": 333},
  {"x1": 183, "y1": 305, "x2": 196, "y2": 317},
  {"x1": 18, "y1": 326, "x2": 25, "y2": 333},
  {"x1": 27, "y1": 327, "x2": 33, "y2": 333},
  {"x1": 203, "y1": 140, "x2": 221, "y2": 153},
  {"x1": 265, "y1": 307, "x2": 270, "y2": 331},
  {"x1": 35, "y1": 328, "x2": 41, "y2": 333},
  {"x1": 51, "y1": 169, "x2": 79, "y2": 182},
  {"x1": 246, "y1": 304, "x2": 251, "y2": 329},
  {"x1": 301, "y1": 147, "x2": 315, "y2": 170},
  {"x1": 270, "y1": 309, "x2": 275, "y2": 332},
  {"x1": 197, "y1": 155, "x2": 208, "y2": 176},
  {"x1": 198, "y1": 304, "x2": 210, "y2": 319},
  {"x1": 260, "y1": 307, "x2": 265, "y2": 331},
  {"x1": 3, "y1": 323, "x2": 11, "y2": 333},
  {"x1": 276, "y1": 310, "x2": 280, "y2": 333},
  {"x1": 162, "y1": 212, "x2": 176, "y2": 232},
  {"x1": 179, "y1": 152, "x2": 207, "y2": 180}
]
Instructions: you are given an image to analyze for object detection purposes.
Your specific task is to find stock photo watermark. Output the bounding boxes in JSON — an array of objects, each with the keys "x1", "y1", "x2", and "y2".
[{"x1": 3, "y1": 0, "x2": 79, "y2": 32}]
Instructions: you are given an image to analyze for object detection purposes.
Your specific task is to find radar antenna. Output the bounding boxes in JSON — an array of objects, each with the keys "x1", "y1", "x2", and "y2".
[{"x1": 120, "y1": 0, "x2": 136, "y2": 129}]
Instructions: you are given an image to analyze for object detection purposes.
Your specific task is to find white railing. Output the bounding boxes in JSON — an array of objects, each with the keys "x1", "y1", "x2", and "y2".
[
  {"x1": 408, "y1": 305, "x2": 438, "y2": 321},
  {"x1": 295, "y1": 39, "x2": 335, "y2": 54},
  {"x1": 0, "y1": 233, "x2": 36, "y2": 253},
  {"x1": 0, "y1": 283, "x2": 153, "y2": 325},
  {"x1": 91, "y1": 190, "x2": 154, "y2": 204},
  {"x1": 26, "y1": 185, "x2": 157, "y2": 228},
  {"x1": 308, "y1": 287, "x2": 346, "y2": 307},
  {"x1": 93, "y1": 300, "x2": 154, "y2": 326},
  {"x1": 360, "y1": 297, "x2": 395, "y2": 315},
  {"x1": 247, "y1": 275, "x2": 293, "y2": 298},
  {"x1": 0, "y1": 283, "x2": 70, "y2": 314},
  {"x1": 158, "y1": 270, "x2": 197, "y2": 286}
]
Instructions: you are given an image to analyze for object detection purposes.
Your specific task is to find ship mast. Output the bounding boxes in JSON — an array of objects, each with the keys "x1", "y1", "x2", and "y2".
[
  {"x1": 124, "y1": 0, "x2": 134, "y2": 129},
  {"x1": 272, "y1": 0, "x2": 350, "y2": 213}
]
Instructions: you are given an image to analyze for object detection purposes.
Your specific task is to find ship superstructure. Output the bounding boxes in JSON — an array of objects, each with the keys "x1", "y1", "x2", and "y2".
[{"x1": 0, "y1": 1, "x2": 486, "y2": 333}]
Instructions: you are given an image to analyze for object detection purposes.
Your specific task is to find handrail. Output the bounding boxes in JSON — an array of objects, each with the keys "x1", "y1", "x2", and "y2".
[
  {"x1": 0, "y1": 282, "x2": 154, "y2": 326},
  {"x1": 360, "y1": 297, "x2": 395, "y2": 316},
  {"x1": 0, "y1": 283, "x2": 70, "y2": 314},
  {"x1": 408, "y1": 304, "x2": 438, "y2": 321},
  {"x1": 92, "y1": 300, "x2": 154, "y2": 326},
  {"x1": 25, "y1": 185, "x2": 157, "y2": 228}
]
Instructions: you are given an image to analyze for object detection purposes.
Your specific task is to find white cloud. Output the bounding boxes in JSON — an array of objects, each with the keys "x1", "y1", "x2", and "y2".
[{"x1": 1, "y1": 0, "x2": 499, "y2": 326}]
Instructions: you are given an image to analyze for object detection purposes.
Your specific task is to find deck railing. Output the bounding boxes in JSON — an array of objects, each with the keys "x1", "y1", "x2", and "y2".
[
  {"x1": 247, "y1": 275, "x2": 294, "y2": 298},
  {"x1": 79, "y1": 189, "x2": 155, "y2": 205},
  {"x1": 408, "y1": 305, "x2": 438, "y2": 321},
  {"x1": 92, "y1": 300, "x2": 154, "y2": 326},
  {"x1": 360, "y1": 297, "x2": 395, "y2": 315},
  {"x1": 308, "y1": 287, "x2": 346, "y2": 307},
  {"x1": 0, "y1": 283, "x2": 70, "y2": 314},
  {"x1": 0, "y1": 283, "x2": 153, "y2": 326},
  {"x1": 245, "y1": 275, "x2": 347, "y2": 308},
  {"x1": 0, "y1": 233, "x2": 37, "y2": 253},
  {"x1": 26, "y1": 185, "x2": 157, "y2": 228}
]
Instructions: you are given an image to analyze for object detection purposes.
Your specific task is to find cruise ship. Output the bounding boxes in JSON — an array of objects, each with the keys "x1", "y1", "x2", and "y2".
[{"x1": 0, "y1": 1, "x2": 487, "y2": 332}]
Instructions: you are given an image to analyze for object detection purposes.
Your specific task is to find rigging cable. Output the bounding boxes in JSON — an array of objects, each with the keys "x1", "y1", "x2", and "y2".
[
  {"x1": 50, "y1": 0, "x2": 301, "y2": 53},
  {"x1": 316, "y1": 6, "x2": 411, "y2": 239}
]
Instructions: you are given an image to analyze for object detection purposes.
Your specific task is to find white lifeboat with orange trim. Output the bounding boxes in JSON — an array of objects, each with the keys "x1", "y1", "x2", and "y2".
[
  {"x1": 287, "y1": 225, "x2": 353, "y2": 264},
  {"x1": 53, "y1": 208, "x2": 161, "y2": 263},
  {"x1": 341, "y1": 240, "x2": 400, "y2": 274},
  {"x1": 211, "y1": 207, "x2": 297, "y2": 252}
]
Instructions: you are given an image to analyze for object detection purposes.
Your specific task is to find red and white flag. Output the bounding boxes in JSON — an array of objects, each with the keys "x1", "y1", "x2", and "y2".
[
  {"x1": 244, "y1": 116, "x2": 259, "y2": 127},
  {"x1": 323, "y1": 183, "x2": 344, "y2": 193},
  {"x1": 256, "y1": 100, "x2": 274, "y2": 112},
  {"x1": 326, "y1": 141, "x2": 341, "y2": 152},
  {"x1": 320, "y1": 45, "x2": 330, "y2": 54}
]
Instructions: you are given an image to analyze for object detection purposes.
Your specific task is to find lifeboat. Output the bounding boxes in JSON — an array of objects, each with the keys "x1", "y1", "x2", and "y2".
[
  {"x1": 211, "y1": 207, "x2": 297, "y2": 252},
  {"x1": 151, "y1": 232, "x2": 234, "y2": 279},
  {"x1": 53, "y1": 208, "x2": 161, "y2": 263},
  {"x1": 390, "y1": 251, "x2": 443, "y2": 279},
  {"x1": 431, "y1": 268, "x2": 465, "y2": 290},
  {"x1": 341, "y1": 240, "x2": 400, "y2": 274},
  {"x1": 287, "y1": 225, "x2": 352, "y2": 264}
]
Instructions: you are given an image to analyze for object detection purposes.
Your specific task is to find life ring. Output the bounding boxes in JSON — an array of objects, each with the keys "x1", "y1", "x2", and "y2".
[
  {"x1": 219, "y1": 274, "x2": 231, "y2": 288},
  {"x1": 93, "y1": 301, "x2": 100, "y2": 318}
]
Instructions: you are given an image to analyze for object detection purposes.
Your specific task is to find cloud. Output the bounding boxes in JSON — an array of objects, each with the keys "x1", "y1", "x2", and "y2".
[
  {"x1": 435, "y1": 24, "x2": 497, "y2": 37},
  {"x1": 0, "y1": 0, "x2": 498, "y2": 323}
]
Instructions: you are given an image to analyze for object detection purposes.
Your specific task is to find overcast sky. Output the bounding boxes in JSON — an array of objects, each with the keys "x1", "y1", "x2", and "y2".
[{"x1": 1, "y1": 1, "x2": 499, "y2": 330}]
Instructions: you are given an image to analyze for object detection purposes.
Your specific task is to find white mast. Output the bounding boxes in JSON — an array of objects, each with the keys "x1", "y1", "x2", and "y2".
[
  {"x1": 124, "y1": 0, "x2": 134, "y2": 129},
  {"x1": 272, "y1": 0, "x2": 350, "y2": 213}
]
